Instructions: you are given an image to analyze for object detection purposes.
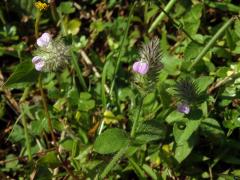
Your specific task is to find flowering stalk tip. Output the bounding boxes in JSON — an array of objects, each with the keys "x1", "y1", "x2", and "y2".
[{"x1": 32, "y1": 32, "x2": 70, "y2": 72}]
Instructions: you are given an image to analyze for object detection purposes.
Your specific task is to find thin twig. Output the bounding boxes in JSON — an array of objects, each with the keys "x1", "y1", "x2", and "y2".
[{"x1": 208, "y1": 72, "x2": 240, "y2": 94}]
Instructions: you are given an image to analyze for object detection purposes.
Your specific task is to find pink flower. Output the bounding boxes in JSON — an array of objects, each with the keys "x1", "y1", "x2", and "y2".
[
  {"x1": 132, "y1": 61, "x2": 149, "y2": 75},
  {"x1": 37, "y1": 32, "x2": 52, "y2": 47},
  {"x1": 32, "y1": 56, "x2": 45, "y2": 71},
  {"x1": 177, "y1": 103, "x2": 190, "y2": 114}
]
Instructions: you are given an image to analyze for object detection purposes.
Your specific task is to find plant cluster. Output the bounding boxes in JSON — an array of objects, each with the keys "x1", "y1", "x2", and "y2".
[{"x1": 1, "y1": 0, "x2": 240, "y2": 179}]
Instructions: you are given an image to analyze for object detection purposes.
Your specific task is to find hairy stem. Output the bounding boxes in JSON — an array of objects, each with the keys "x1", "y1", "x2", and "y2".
[
  {"x1": 188, "y1": 17, "x2": 234, "y2": 71},
  {"x1": 148, "y1": 0, "x2": 177, "y2": 33},
  {"x1": 101, "y1": 146, "x2": 129, "y2": 179},
  {"x1": 131, "y1": 97, "x2": 144, "y2": 137},
  {"x1": 19, "y1": 87, "x2": 32, "y2": 161},
  {"x1": 34, "y1": 10, "x2": 41, "y2": 39},
  {"x1": 38, "y1": 74, "x2": 57, "y2": 145},
  {"x1": 109, "y1": 3, "x2": 135, "y2": 98}
]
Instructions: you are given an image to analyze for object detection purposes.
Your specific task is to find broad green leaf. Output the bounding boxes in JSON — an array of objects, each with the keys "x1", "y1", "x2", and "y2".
[
  {"x1": 37, "y1": 152, "x2": 60, "y2": 168},
  {"x1": 162, "y1": 55, "x2": 181, "y2": 76},
  {"x1": 166, "y1": 111, "x2": 185, "y2": 124},
  {"x1": 34, "y1": 166, "x2": 52, "y2": 180},
  {"x1": 94, "y1": 128, "x2": 129, "y2": 154},
  {"x1": 135, "y1": 120, "x2": 166, "y2": 143},
  {"x1": 58, "y1": 2, "x2": 75, "y2": 14},
  {"x1": 174, "y1": 120, "x2": 201, "y2": 163},
  {"x1": 67, "y1": 87, "x2": 79, "y2": 106},
  {"x1": 174, "y1": 130, "x2": 198, "y2": 163},
  {"x1": 67, "y1": 19, "x2": 81, "y2": 35},
  {"x1": 78, "y1": 92, "x2": 95, "y2": 111},
  {"x1": 195, "y1": 76, "x2": 214, "y2": 92},
  {"x1": 200, "y1": 118, "x2": 225, "y2": 139},
  {"x1": 177, "y1": 120, "x2": 201, "y2": 145},
  {"x1": 4, "y1": 60, "x2": 38, "y2": 88},
  {"x1": 182, "y1": 4, "x2": 203, "y2": 36},
  {"x1": 184, "y1": 42, "x2": 203, "y2": 61}
]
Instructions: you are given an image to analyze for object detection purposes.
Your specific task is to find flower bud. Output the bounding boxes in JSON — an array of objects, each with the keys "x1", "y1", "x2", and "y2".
[{"x1": 133, "y1": 61, "x2": 149, "y2": 75}]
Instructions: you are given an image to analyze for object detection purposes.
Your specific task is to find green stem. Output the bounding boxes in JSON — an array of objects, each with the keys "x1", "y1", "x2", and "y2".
[
  {"x1": 49, "y1": 0, "x2": 58, "y2": 22},
  {"x1": 148, "y1": 0, "x2": 177, "y2": 33},
  {"x1": 71, "y1": 50, "x2": 87, "y2": 91},
  {"x1": 101, "y1": 146, "x2": 128, "y2": 179},
  {"x1": 35, "y1": 10, "x2": 41, "y2": 38},
  {"x1": 128, "y1": 157, "x2": 146, "y2": 178},
  {"x1": 130, "y1": 97, "x2": 144, "y2": 137},
  {"x1": 20, "y1": 87, "x2": 32, "y2": 161},
  {"x1": 188, "y1": 17, "x2": 234, "y2": 71},
  {"x1": 109, "y1": 3, "x2": 135, "y2": 97},
  {"x1": 21, "y1": 107, "x2": 32, "y2": 161},
  {"x1": 39, "y1": 74, "x2": 57, "y2": 145}
]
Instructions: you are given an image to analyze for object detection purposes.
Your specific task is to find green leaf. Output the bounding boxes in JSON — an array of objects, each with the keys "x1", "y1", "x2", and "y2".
[
  {"x1": 184, "y1": 41, "x2": 203, "y2": 61},
  {"x1": 135, "y1": 120, "x2": 166, "y2": 143},
  {"x1": 174, "y1": 120, "x2": 201, "y2": 163},
  {"x1": 4, "y1": 60, "x2": 38, "y2": 88},
  {"x1": 78, "y1": 92, "x2": 95, "y2": 111},
  {"x1": 67, "y1": 87, "x2": 79, "y2": 106},
  {"x1": 162, "y1": 54, "x2": 181, "y2": 76},
  {"x1": 142, "y1": 164, "x2": 157, "y2": 180},
  {"x1": 174, "y1": 131, "x2": 198, "y2": 164},
  {"x1": 166, "y1": 111, "x2": 185, "y2": 124},
  {"x1": 182, "y1": 4, "x2": 203, "y2": 36},
  {"x1": 58, "y1": 2, "x2": 75, "y2": 14},
  {"x1": 37, "y1": 152, "x2": 60, "y2": 168},
  {"x1": 94, "y1": 128, "x2": 129, "y2": 154},
  {"x1": 67, "y1": 19, "x2": 81, "y2": 35},
  {"x1": 195, "y1": 76, "x2": 214, "y2": 92},
  {"x1": 200, "y1": 118, "x2": 225, "y2": 139}
]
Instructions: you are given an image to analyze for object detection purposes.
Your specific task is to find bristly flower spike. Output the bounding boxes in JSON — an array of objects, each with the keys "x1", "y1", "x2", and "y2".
[
  {"x1": 32, "y1": 32, "x2": 70, "y2": 72},
  {"x1": 132, "y1": 37, "x2": 163, "y2": 93},
  {"x1": 174, "y1": 78, "x2": 200, "y2": 104}
]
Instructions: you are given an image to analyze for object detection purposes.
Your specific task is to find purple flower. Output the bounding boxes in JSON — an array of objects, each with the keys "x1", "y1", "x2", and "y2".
[
  {"x1": 32, "y1": 56, "x2": 45, "y2": 71},
  {"x1": 37, "y1": 32, "x2": 52, "y2": 47},
  {"x1": 132, "y1": 61, "x2": 149, "y2": 75},
  {"x1": 177, "y1": 103, "x2": 190, "y2": 114}
]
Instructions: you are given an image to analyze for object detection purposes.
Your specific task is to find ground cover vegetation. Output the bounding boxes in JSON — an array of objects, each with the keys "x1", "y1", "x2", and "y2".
[{"x1": 1, "y1": 0, "x2": 240, "y2": 179}]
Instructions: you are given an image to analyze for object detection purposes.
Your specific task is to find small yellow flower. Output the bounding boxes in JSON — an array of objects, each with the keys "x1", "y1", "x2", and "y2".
[{"x1": 34, "y1": 1, "x2": 49, "y2": 11}]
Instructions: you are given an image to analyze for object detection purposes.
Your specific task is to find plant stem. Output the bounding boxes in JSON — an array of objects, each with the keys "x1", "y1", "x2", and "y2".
[
  {"x1": 38, "y1": 74, "x2": 57, "y2": 145},
  {"x1": 109, "y1": 3, "x2": 135, "y2": 98},
  {"x1": 128, "y1": 157, "x2": 146, "y2": 178},
  {"x1": 21, "y1": 107, "x2": 32, "y2": 161},
  {"x1": 19, "y1": 87, "x2": 32, "y2": 161},
  {"x1": 71, "y1": 50, "x2": 87, "y2": 91},
  {"x1": 35, "y1": 10, "x2": 41, "y2": 39},
  {"x1": 148, "y1": 0, "x2": 177, "y2": 33},
  {"x1": 188, "y1": 17, "x2": 234, "y2": 71},
  {"x1": 130, "y1": 97, "x2": 144, "y2": 137},
  {"x1": 101, "y1": 146, "x2": 129, "y2": 179},
  {"x1": 49, "y1": 0, "x2": 58, "y2": 22}
]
